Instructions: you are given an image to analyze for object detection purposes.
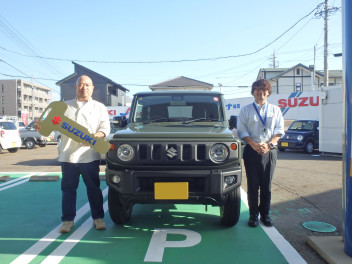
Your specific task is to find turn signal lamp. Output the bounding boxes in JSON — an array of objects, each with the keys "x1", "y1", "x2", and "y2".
[
  {"x1": 230, "y1": 143, "x2": 237, "y2": 151},
  {"x1": 109, "y1": 144, "x2": 115, "y2": 150}
]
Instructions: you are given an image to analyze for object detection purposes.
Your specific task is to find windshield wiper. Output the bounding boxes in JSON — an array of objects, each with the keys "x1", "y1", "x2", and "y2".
[
  {"x1": 182, "y1": 118, "x2": 220, "y2": 124},
  {"x1": 143, "y1": 118, "x2": 171, "y2": 124}
]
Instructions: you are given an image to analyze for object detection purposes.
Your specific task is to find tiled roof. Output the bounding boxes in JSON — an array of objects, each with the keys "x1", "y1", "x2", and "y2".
[
  {"x1": 56, "y1": 62, "x2": 129, "y2": 92},
  {"x1": 149, "y1": 76, "x2": 213, "y2": 89},
  {"x1": 323, "y1": 70, "x2": 342, "y2": 78}
]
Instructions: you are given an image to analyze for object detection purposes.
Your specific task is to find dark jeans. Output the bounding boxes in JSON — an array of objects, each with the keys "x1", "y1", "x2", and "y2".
[
  {"x1": 61, "y1": 161, "x2": 104, "y2": 221},
  {"x1": 243, "y1": 145, "x2": 277, "y2": 217}
]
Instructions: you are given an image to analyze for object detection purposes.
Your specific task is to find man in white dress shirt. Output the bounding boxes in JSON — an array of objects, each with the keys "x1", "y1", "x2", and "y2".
[{"x1": 237, "y1": 79, "x2": 284, "y2": 227}]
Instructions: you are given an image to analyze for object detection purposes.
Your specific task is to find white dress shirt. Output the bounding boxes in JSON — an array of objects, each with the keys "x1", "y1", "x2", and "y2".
[
  {"x1": 237, "y1": 101, "x2": 284, "y2": 143},
  {"x1": 58, "y1": 98, "x2": 110, "y2": 163}
]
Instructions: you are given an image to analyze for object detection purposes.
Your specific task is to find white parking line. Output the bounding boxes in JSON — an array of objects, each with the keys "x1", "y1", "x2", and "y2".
[
  {"x1": 41, "y1": 202, "x2": 109, "y2": 264},
  {"x1": 240, "y1": 188, "x2": 306, "y2": 264},
  {"x1": 10, "y1": 187, "x2": 108, "y2": 264},
  {"x1": 0, "y1": 173, "x2": 48, "y2": 192},
  {"x1": 0, "y1": 174, "x2": 35, "y2": 188}
]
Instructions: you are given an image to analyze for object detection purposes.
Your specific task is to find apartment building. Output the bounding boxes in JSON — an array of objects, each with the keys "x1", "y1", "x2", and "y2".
[{"x1": 0, "y1": 79, "x2": 52, "y2": 121}]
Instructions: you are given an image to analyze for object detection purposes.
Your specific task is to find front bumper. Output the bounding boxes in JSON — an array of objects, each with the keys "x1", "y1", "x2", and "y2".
[
  {"x1": 1, "y1": 138, "x2": 21, "y2": 149},
  {"x1": 106, "y1": 166, "x2": 242, "y2": 206},
  {"x1": 278, "y1": 140, "x2": 305, "y2": 149}
]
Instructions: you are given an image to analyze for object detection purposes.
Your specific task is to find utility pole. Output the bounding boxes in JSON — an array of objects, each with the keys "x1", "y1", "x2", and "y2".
[
  {"x1": 270, "y1": 50, "x2": 278, "y2": 68},
  {"x1": 324, "y1": 0, "x2": 329, "y2": 87},
  {"x1": 31, "y1": 75, "x2": 34, "y2": 121},
  {"x1": 315, "y1": 0, "x2": 340, "y2": 87}
]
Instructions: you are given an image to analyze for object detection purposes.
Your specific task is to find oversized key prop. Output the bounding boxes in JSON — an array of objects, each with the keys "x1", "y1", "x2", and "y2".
[{"x1": 37, "y1": 101, "x2": 110, "y2": 154}]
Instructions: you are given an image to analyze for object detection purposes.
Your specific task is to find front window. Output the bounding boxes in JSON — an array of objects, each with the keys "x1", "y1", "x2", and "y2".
[
  {"x1": 132, "y1": 94, "x2": 223, "y2": 123},
  {"x1": 289, "y1": 121, "x2": 315, "y2": 131}
]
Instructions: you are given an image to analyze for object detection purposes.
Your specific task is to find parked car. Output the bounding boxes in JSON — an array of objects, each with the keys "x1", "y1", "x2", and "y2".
[
  {"x1": 18, "y1": 121, "x2": 26, "y2": 130},
  {"x1": 0, "y1": 120, "x2": 22, "y2": 153},
  {"x1": 278, "y1": 120, "x2": 319, "y2": 153},
  {"x1": 48, "y1": 131, "x2": 61, "y2": 144},
  {"x1": 20, "y1": 121, "x2": 48, "y2": 149},
  {"x1": 53, "y1": 131, "x2": 61, "y2": 143},
  {"x1": 106, "y1": 91, "x2": 242, "y2": 227}
]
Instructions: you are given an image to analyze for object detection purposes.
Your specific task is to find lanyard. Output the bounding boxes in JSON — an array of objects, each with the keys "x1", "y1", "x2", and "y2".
[{"x1": 252, "y1": 102, "x2": 268, "y2": 131}]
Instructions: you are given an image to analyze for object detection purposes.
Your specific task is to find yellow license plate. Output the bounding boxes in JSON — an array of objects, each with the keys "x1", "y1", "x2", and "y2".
[
  {"x1": 281, "y1": 142, "x2": 288, "y2": 147},
  {"x1": 154, "y1": 182, "x2": 189, "y2": 200}
]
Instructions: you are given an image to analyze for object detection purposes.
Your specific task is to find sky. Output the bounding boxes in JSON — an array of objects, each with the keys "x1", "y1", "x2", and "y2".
[{"x1": 0, "y1": 0, "x2": 343, "y2": 101}]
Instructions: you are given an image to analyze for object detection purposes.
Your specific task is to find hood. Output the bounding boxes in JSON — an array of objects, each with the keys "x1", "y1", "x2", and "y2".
[
  {"x1": 285, "y1": 129, "x2": 314, "y2": 135},
  {"x1": 112, "y1": 123, "x2": 233, "y2": 140}
]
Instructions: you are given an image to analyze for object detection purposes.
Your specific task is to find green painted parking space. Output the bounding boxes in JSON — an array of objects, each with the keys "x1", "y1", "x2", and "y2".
[{"x1": 0, "y1": 173, "x2": 305, "y2": 264}]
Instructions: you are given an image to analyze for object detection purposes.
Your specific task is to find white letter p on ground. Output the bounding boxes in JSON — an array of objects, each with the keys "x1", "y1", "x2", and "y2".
[{"x1": 144, "y1": 228, "x2": 201, "y2": 262}]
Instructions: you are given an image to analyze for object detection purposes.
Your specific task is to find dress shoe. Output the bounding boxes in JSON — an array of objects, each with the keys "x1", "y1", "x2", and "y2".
[
  {"x1": 60, "y1": 221, "x2": 74, "y2": 233},
  {"x1": 260, "y1": 215, "x2": 274, "y2": 227},
  {"x1": 248, "y1": 215, "x2": 259, "y2": 227},
  {"x1": 93, "y1": 218, "x2": 106, "y2": 230}
]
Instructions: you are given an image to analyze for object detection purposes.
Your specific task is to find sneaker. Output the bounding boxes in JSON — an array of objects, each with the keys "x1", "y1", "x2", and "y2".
[
  {"x1": 60, "y1": 221, "x2": 74, "y2": 233},
  {"x1": 93, "y1": 219, "x2": 106, "y2": 230}
]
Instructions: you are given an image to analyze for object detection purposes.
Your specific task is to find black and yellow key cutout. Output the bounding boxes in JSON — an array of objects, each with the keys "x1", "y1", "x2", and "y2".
[{"x1": 38, "y1": 101, "x2": 110, "y2": 155}]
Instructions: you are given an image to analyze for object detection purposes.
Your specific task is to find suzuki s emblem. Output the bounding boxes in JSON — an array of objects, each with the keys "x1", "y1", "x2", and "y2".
[{"x1": 166, "y1": 147, "x2": 177, "y2": 159}]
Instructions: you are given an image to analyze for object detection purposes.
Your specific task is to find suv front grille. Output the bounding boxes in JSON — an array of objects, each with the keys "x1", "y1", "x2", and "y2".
[{"x1": 137, "y1": 143, "x2": 207, "y2": 162}]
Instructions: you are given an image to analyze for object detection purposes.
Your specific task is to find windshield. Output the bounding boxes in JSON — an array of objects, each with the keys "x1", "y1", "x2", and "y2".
[
  {"x1": 132, "y1": 94, "x2": 224, "y2": 123},
  {"x1": 288, "y1": 121, "x2": 315, "y2": 131},
  {"x1": 0, "y1": 121, "x2": 17, "y2": 130}
]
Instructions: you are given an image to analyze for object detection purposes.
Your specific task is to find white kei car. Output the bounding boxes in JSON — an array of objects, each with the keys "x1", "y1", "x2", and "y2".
[{"x1": 0, "y1": 120, "x2": 22, "y2": 153}]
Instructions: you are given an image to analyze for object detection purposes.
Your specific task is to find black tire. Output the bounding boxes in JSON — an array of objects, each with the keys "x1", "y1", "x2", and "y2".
[
  {"x1": 108, "y1": 187, "x2": 133, "y2": 224},
  {"x1": 38, "y1": 143, "x2": 47, "y2": 147},
  {"x1": 304, "y1": 140, "x2": 314, "y2": 154},
  {"x1": 24, "y1": 139, "x2": 35, "y2": 149},
  {"x1": 57, "y1": 135, "x2": 61, "y2": 144},
  {"x1": 8, "y1": 148, "x2": 19, "y2": 153},
  {"x1": 0, "y1": 145, "x2": 3, "y2": 153},
  {"x1": 220, "y1": 187, "x2": 241, "y2": 226}
]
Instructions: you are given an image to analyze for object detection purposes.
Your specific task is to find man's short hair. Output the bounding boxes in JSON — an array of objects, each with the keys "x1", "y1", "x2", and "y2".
[{"x1": 251, "y1": 79, "x2": 272, "y2": 95}]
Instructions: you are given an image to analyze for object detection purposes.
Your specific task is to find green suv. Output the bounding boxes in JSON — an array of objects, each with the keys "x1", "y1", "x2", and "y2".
[{"x1": 106, "y1": 91, "x2": 242, "y2": 226}]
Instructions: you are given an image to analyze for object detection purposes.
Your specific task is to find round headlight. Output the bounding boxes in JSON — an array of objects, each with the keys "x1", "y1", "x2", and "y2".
[
  {"x1": 297, "y1": 135, "x2": 304, "y2": 141},
  {"x1": 210, "y1": 143, "x2": 229, "y2": 163},
  {"x1": 117, "y1": 144, "x2": 134, "y2": 161}
]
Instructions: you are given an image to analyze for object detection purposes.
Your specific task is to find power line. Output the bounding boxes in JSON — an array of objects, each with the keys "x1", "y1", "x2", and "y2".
[
  {"x1": 0, "y1": 14, "x2": 64, "y2": 76},
  {"x1": 0, "y1": 4, "x2": 322, "y2": 64},
  {"x1": 0, "y1": 59, "x2": 61, "y2": 94}
]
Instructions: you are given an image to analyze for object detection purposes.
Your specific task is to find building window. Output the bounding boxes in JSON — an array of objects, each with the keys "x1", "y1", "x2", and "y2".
[
  {"x1": 1, "y1": 84, "x2": 4, "y2": 93},
  {"x1": 296, "y1": 69, "x2": 301, "y2": 75},
  {"x1": 295, "y1": 83, "x2": 302, "y2": 92}
]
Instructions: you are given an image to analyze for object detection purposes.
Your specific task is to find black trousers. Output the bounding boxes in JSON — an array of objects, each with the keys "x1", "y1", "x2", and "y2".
[{"x1": 243, "y1": 145, "x2": 277, "y2": 217}]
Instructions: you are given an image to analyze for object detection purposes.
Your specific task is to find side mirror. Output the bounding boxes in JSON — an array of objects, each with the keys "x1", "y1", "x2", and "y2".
[
  {"x1": 112, "y1": 116, "x2": 127, "y2": 128},
  {"x1": 229, "y1": 115, "x2": 237, "y2": 129}
]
